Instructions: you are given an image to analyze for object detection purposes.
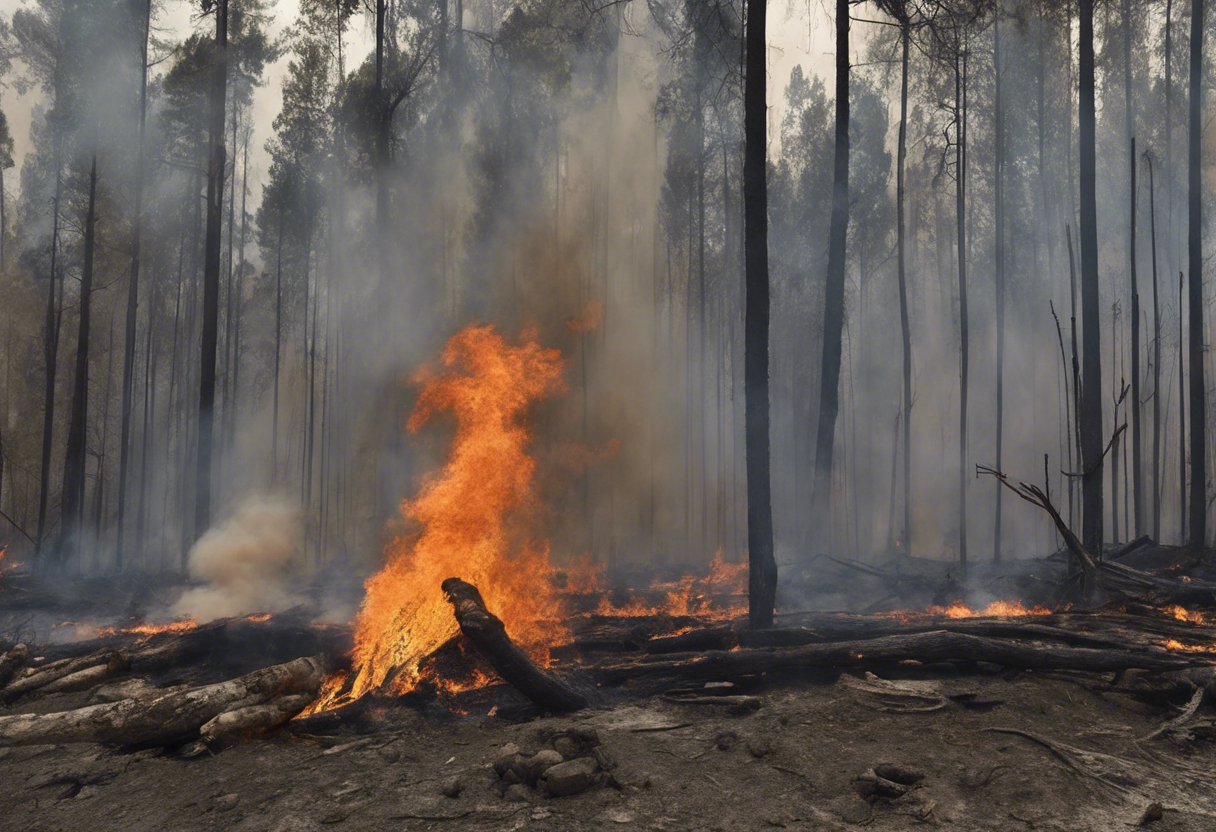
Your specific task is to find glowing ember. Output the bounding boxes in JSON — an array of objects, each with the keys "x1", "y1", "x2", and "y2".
[
  {"x1": 1164, "y1": 605, "x2": 1208, "y2": 625},
  {"x1": 93, "y1": 619, "x2": 199, "y2": 642},
  {"x1": 584, "y1": 552, "x2": 748, "y2": 621},
  {"x1": 311, "y1": 325, "x2": 567, "y2": 711},
  {"x1": 885, "y1": 600, "x2": 1052, "y2": 622},
  {"x1": 1159, "y1": 638, "x2": 1216, "y2": 653}
]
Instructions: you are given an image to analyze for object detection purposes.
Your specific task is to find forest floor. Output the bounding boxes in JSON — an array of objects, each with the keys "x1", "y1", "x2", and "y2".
[{"x1": 3, "y1": 666, "x2": 1215, "y2": 832}]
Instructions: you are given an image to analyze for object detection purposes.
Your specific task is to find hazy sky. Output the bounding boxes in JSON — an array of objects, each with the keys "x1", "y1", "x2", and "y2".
[{"x1": 0, "y1": 0, "x2": 839, "y2": 203}]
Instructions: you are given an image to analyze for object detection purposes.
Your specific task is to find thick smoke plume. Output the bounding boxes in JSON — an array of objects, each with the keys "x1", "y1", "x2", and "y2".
[{"x1": 171, "y1": 497, "x2": 302, "y2": 623}]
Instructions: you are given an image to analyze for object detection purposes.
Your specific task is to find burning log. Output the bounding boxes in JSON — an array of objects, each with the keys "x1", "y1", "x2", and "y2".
[
  {"x1": 0, "y1": 655, "x2": 325, "y2": 748},
  {"x1": 442, "y1": 577, "x2": 587, "y2": 712},
  {"x1": 594, "y1": 630, "x2": 1200, "y2": 685},
  {"x1": 200, "y1": 692, "x2": 317, "y2": 745}
]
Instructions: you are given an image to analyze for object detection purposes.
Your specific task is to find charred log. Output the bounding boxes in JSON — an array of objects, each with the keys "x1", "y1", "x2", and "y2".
[
  {"x1": 594, "y1": 630, "x2": 1198, "y2": 685},
  {"x1": 0, "y1": 655, "x2": 325, "y2": 748},
  {"x1": 442, "y1": 577, "x2": 587, "y2": 712}
]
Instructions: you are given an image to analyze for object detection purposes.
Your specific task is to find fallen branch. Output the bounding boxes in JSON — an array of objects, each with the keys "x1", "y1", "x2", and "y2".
[{"x1": 442, "y1": 577, "x2": 587, "y2": 712}]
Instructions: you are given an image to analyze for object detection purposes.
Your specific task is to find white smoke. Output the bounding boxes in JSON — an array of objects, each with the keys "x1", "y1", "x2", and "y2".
[{"x1": 171, "y1": 496, "x2": 303, "y2": 623}]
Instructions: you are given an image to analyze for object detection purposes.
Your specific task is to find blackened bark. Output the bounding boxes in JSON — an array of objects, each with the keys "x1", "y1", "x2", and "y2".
[
  {"x1": 116, "y1": 0, "x2": 152, "y2": 569},
  {"x1": 896, "y1": 18, "x2": 913, "y2": 556},
  {"x1": 1187, "y1": 0, "x2": 1206, "y2": 548},
  {"x1": 1125, "y1": 0, "x2": 1143, "y2": 538},
  {"x1": 196, "y1": 0, "x2": 228, "y2": 541},
  {"x1": 61, "y1": 152, "x2": 98, "y2": 557},
  {"x1": 1146, "y1": 152, "x2": 1161, "y2": 541},
  {"x1": 956, "y1": 39, "x2": 968, "y2": 567},
  {"x1": 993, "y1": 9, "x2": 1005, "y2": 563},
  {"x1": 743, "y1": 0, "x2": 777, "y2": 627},
  {"x1": 1078, "y1": 0, "x2": 1105, "y2": 555},
  {"x1": 812, "y1": 0, "x2": 850, "y2": 547}
]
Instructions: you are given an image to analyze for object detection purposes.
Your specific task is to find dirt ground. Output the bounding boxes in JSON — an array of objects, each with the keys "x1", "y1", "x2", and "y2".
[{"x1": 3, "y1": 668, "x2": 1215, "y2": 832}]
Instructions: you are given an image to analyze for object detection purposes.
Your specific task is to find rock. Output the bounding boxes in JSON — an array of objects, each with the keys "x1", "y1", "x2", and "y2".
[
  {"x1": 594, "y1": 770, "x2": 623, "y2": 790},
  {"x1": 592, "y1": 746, "x2": 616, "y2": 771},
  {"x1": 215, "y1": 793, "x2": 240, "y2": 812},
  {"x1": 542, "y1": 757, "x2": 599, "y2": 797},
  {"x1": 524, "y1": 750, "x2": 564, "y2": 783},
  {"x1": 440, "y1": 776, "x2": 464, "y2": 798},
  {"x1": 553, "y1": 736, "x2": 579, "y2": 760},
  {"x1": 873, "y1": 763, "x2": 924, "y2": 786},
  {"x1": 504, "y1": 784, "x2": 533, "y2": 803},
  {"x1": 745, "y1": 736, "x2": 771, "y2": 758},
  {"x1": 502, "y1": 768, "x2": 523, "y2": 787},
  {"x1": 493, "y1": 744, "x2": 522, "y2": 777},
  {"x1": 856, "y1": 769, "x2": 908, "y2": 799},
  {"x1": 491, "y1": 779, "x2": 508, "y2": 798},
  {"x1": 1138, "y1": 802, "x2": 1164, "y2": 826}
]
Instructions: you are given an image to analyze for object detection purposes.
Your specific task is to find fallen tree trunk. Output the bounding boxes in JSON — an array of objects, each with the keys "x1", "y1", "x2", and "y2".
[
  {"x1": 594, "y1": 630, "x2": 1201, "y2": 685},
  {"x1": 2, "y1": 648, "x2": 127, "y2": 702},
  {"x1": 0, "y1": 644, "x2": 28, "y2": 688},
  {"x1": 200, "y1": 692, "x2": 316, "y2": 745},
  {"x1": 0, "y1": 655, "x2": 325, "y2": 747},
  {"x1": 442, "y1": 577, "x2": 587, "y2": 712}
]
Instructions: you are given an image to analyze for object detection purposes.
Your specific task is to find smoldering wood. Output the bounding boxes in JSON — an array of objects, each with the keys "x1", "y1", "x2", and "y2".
[
  {"x1": 0, "y1": 655, "x2": 325, "y2": 748},
  {"x1": 442, "y1": 577, "x2": 587, "y2": 712},
  {"x1": 199, "y1": 691, "x2": 316, "y2": 745},
  {"x1": 593, "y1": 630, "x2": 1199, "y2": 686}
]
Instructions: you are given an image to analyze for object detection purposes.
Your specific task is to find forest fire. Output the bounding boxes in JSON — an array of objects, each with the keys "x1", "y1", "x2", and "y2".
[{"x1": 309, "y1": 325, "x2": 569, "y2": 711}]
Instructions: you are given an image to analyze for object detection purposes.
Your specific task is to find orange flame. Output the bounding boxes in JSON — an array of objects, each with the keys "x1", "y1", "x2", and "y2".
[
  {"x1": 564, "y1": 301, "x2": 603, "y2": 334},
  {"x1": 312, "y1": 325, "x2": 567, "y2": 710},
  {"x1": 1164, "y1": 605, "x2": 1208, "y2": 625},
  {"x1": 884, "y1": 600, "x2": 1052, "y2": 623},
  {"x1": 94, "y1": 619, "x2": 198, "y2": 643},
  {"x1": 585, "y1": 552, "x2": 748, "y2": 620}
]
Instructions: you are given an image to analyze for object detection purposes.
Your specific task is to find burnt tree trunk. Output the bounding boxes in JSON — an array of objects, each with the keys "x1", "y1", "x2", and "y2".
[
  {"x1": 993, "y1": 8, "x2": 1006, "y2": 563},
  {"x1": 1187, "y1": 0, "x2": 1206, "y2": 548},
  {"x1": 1147, "y1": 152, "x2": 1161, "y2": 540},
  {"x1": 195, "y1": 0, "x2": 228, "y2": 541},
  {"x1": 957, "y1": 36, "x2": 968, "y2": 567},
  {"x1": 812, "y1": 0, "x2": 850, "y2": 547},
  {"x1": 1078, "y1": 0, "x2": 1105, "y2": 556},
  {"x1": 442, "y1": 578, "x2": 586, "y2": 712},
  {"x1": 743, "y1": 0, "x2": 777, "y2": 626},
  {"x1": 1125, "y1": 0, "x2": 1143, "y2": 538},
  {"x1": 60, "y1": 151, "x2": 98, "y2": 559}
]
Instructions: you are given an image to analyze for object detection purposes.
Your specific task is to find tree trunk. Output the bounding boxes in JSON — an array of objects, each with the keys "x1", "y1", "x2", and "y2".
[
  {"x1": 61, "y1": 151, "x2": 98, "y2": 559},
  {"x1": 272, "y1": 205, "x2": 283, "y2": 479},
  {"x1": 1148, "y1": 152, "x2": 1161, "y2": 540},
  {"x1": 812, "y1": 0, "x2": 850, "y2": 548},
  {"x1": 1078, "y1": 0, "x2": 1105, "y2": 556},
  {"x1": 1187, "y1": 0, "x2": 1206, "y2": 548},
  {"x1": 195, "y1": 0, "x2": 229, "y2": 542},
  {"x1": 115, "y1": 0, "x2": 152, "y2": 570},
  {"x1": 956, "y1": 37, "x2": 968, "y2": 567},
  {"x1": 1125, "y1": 0, "x2": 1143, "y2": 538},
  {"x1": 743, "y1": 0, "x2": 777, "y2": 627},
  {"x1": 896, "y1": 18, "x2": 913, "y2": 556},
  {"x1": 993, "y1": 8, "x2": 1006, "y2": 563},
  {"x1": 36, "y1": 142, "x2": 64, "y2": 557}
]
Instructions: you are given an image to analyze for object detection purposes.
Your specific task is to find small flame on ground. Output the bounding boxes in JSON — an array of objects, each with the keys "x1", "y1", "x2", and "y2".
[
  {"x1": 94, "y1": 619, "x2": 199, "y2": 643},
  {"x1": 884, "y1": 600, "x2": 1052, "y2": 623},
  {"x1": 1164, "y1": 605, "x2": 1208, "y2": 625},
  {"x1": 577, "y1": 552, "x2": 748, "y2": 620},
  {"x1": 308, "y1": 325, "x2": 568, "y2": 712}
]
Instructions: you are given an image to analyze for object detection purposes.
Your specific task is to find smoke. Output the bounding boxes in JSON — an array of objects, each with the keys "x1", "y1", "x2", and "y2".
[{"x1": 171, "y1": 496, "x2": 303, "y2": 623}]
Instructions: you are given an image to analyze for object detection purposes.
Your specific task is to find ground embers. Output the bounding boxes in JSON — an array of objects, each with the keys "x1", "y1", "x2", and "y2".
[{"x1": 489, "y1": 727, "x2": 619, "y2": 800}]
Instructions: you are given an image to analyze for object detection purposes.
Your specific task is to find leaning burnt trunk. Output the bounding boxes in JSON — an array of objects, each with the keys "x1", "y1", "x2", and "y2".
[{"x1": 442, "y1": 578, "x2": 586, "y2": 712}]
